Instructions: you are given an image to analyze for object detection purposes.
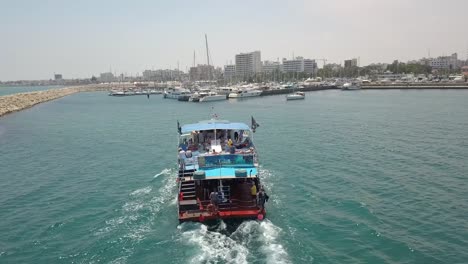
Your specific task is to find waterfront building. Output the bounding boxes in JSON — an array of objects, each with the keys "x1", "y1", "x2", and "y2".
[
  {"x1": 282, "y1": 57, "x2": 317, "y2": 74},
  {"x1": 189, "y1": 64, "x2": 215, "y2": 81},
  {"x1": 224, "y1": 65, "x2": 236, "y2": 81},
  {"x1": 142, "y1": 69, "x2": 185, "y2": 81},
  {"x1": 344, "y1": 58, "x2": 358, "y2": 68},
  {"x1": 262, "y1": 61, "x2": 281, "y2": 73},
  {"x1": 235, "y1": 51, "x2": 262, "y2": 80},
  {"x1": 430, "y1": 53, "x2": 459, "y2": 70},
  {"x1": 99, "y1": 72, "x2": 116, "y2": 83}
]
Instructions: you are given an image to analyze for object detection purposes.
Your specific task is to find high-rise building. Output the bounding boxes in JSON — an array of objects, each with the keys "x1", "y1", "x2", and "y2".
[
  {"x1": 99, "y1": 72, "x2": 115, "y2": 83},
  {"x1": 189, "y1": 64, "x2": 215, "y2": 81},
  {"x1": 54, "y1": 74, "x2": 62, "y2": 80},
  {"x1": 344, "y1": 58, "x2": 358, "y2": 68},
  {"x1": 224, "y1": 65, "x2": 236, "y2": 80},
  {"x1": 262, "y1": 61, "x2": 281, "y2": 73},
  {"x1": 143, "y1": 69, "x2": 185, "y2": 81},
  {"x1": 430, "y1": 53, "x2": 459, "y2": 69},
  {"x1": 235, "y1": 51, "x2": 262, "y2": 80},
  {"x1": 282, "y1": 57, "x2": 317, "y2": 74}
]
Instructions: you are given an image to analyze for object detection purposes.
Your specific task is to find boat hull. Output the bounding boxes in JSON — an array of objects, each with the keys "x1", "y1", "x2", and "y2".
[
  {"x1": 179, "y1": 209, "x2": 266, "y2": 222},
  {"x1": 164, "y1": 93, "x2": 180, "y2": 99},
  {"x1": 199, "y1": 95, "x2": 227, "y2": 102},
  {"x1": 228, "y1": 91, "x2": 262, "y2": 98},
  {"x1": 178, "y1": 95, "x2": 191, "y2": 101},
  {"x1": 286, "y1": 95, "x2": 305, "y2": 100}
]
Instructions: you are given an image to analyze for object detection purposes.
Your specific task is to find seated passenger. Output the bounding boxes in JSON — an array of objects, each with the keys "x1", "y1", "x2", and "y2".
[
  {"x1": 229, "y1": 146, "x2": 236, "y2": 154},
  {"x1": 179, "y1": 142, "x2": 188, "y2": 151}
]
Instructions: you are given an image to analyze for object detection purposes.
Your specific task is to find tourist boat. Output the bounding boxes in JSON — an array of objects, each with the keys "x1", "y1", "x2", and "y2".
[
  {"x1": 176, "y1": 117, "x2": 265, "y2": 222},
  {"x1": 228, "y1": 88, "x2": 262, "y2": 98},
  {"x1": 286, "y1": 91, "x2": 305, "y2": 100},
  {"x1": 163, "y1": 87, "x2": 192, "y2": 99},
  {"x1": 341, "y1": 82, "x2": 361, "y2": 90}
]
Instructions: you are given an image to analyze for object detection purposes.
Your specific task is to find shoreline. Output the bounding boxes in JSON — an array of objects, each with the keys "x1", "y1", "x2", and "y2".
[{"x1": 2, "y1": 83, "x2": 468, "y2": 118}]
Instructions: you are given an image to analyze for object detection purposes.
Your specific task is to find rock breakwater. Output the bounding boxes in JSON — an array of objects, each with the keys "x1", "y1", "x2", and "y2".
[{"x1": 0, "y1": 85, "x2": 109, "y2": 117}]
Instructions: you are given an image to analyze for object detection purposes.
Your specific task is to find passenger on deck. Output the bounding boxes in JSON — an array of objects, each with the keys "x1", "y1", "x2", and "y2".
[
  {"x1": 250, "y1": 181, "x2": 257, "y2": 202},
  {"x1": 210, "y1": 191, "x2": 220, "y2": 210},
  {"x1": 257, "y1": 187, "x2": 269, "y2": 211},
  {"x1": 179, "y1": 140, "x2": 188, "y2": 151},
  {"x1": 178, "y1": 148, "x2": 186, "y2": 161}
]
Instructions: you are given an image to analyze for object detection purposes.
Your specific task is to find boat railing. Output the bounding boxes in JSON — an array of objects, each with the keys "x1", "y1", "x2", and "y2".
[{"x1": 197, "y1": 199, "x2": 257, "y2": 212}]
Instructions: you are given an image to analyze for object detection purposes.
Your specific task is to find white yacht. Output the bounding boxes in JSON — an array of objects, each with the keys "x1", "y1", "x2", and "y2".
[
  {"x1": 199, "y1": 91, "x2": 227, "y2": 102},
  {"x1": 286, "y1": 92, "x2": 305, "y2": 100},
  {"x1": 215, "y1": 86, "x2": 233, "y2": 96},
  {"x1": 228, "y1": 88, "x2": 262, "y2": 98},
  {"x1": 150, "y1": 89, "x2": 162, "y2": 94},
  {"x1": 164, "y1": 87, "x2": 191, "y2": 99},
  {"x1": 341, "y1": 82, "x2": 361, "y2": 90}
]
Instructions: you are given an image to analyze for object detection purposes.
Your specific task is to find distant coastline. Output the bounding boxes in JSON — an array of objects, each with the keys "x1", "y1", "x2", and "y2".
[{"x1": 1, "y1": 83, "x2": 468, "y2": 118}]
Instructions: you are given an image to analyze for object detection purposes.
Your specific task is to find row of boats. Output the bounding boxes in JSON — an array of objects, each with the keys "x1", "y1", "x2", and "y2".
[
  {"x1": 108, "y1": 80, "x2": 360, "y2": 100},
  {"x1": 108, "y1": 89, "x2": 162, "y2": 96},
  {"x1": 164, "y1": 87, "x2": 307, "y2": 102},
  {"x1": 164, "y1": 85, "x2": 263, "y2": 102}
]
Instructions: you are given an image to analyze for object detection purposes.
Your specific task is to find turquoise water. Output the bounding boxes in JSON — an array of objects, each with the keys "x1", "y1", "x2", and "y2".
[
  {"x1": 0, "y1": 85, "x2": 63, "y2": 96},
  {"x1": 0, "y1": 90, "x2": 467, "y2": 263}
]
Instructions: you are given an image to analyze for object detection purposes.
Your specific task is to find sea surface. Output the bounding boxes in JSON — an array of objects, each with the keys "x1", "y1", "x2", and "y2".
[
  {"x1": 0, "y1": 90, "x2": 467, "y2": 263},
  {"x1": 0, "y1": 85, "x2": 63, "y2": 96}
]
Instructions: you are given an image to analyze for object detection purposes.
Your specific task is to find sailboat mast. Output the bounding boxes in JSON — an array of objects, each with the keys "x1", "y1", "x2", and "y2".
[
  {"x1": 193, "y1": 50, "x2": 196, "y2": 67},
  {"x1": 205, "y1": 34, "x2": 210, "y2": 66},
  {"x1": 205, "y1": 34, "x2": 212, "y2": 80}
]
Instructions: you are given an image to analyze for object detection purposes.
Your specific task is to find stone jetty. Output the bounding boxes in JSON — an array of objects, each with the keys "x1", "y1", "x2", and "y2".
[{"x1": 0, "y1": 84, "x2": 111, "y2": 117}]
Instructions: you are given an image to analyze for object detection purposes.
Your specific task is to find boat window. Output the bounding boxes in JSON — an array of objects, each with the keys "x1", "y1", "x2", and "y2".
[{"x1": 198, "y1": 154, "x2": 254, "y2": 168}]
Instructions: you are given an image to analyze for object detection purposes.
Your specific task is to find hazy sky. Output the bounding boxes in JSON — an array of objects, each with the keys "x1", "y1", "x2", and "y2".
[{"x1": 1, "y1": 0, "x2": 467, "y2": 81}]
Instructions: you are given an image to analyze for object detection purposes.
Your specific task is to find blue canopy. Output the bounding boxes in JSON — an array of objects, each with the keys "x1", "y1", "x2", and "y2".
[{"x1": 181, "y1": 120, "x2": 250, "y2": 133}]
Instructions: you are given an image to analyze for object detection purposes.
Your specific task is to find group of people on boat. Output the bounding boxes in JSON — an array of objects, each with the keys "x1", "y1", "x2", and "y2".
[
  {"x1": 179, "y1": 129, "x2": 253, "y2": 154},
  {"x1": 206, "y1": 180, "x2": 269, "y2": 214}
]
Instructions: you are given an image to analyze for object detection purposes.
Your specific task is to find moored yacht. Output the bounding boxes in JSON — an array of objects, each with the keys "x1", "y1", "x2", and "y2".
[
  {"x1": 199, "y1": 91, "x2": 227, "y2": 102},
  {"x1": 341, "y1": 82, "x2": 361, "y2": 90},
  {"x1": 286, "y1": 91, "x2": 305, "y2": 100},
  {"x1": 164, "y1": 87, "x2": 192, "y2": 99},
  {"x1": 228, "y1": 88, "x2": 262, "y2": 98}
]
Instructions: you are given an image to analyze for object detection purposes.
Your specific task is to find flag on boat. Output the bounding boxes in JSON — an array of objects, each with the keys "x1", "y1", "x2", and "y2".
[
  {"x1": 251, "y1": 116, "x2": 259, "y2": 133},
  {"x1": 177, "y1": 120, "x2": 181, "y2": 134}
]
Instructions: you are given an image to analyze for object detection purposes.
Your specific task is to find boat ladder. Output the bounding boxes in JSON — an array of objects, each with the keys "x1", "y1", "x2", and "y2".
[{"x1": 180, "y1": 180, "x2": 196, "y2": 200}]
